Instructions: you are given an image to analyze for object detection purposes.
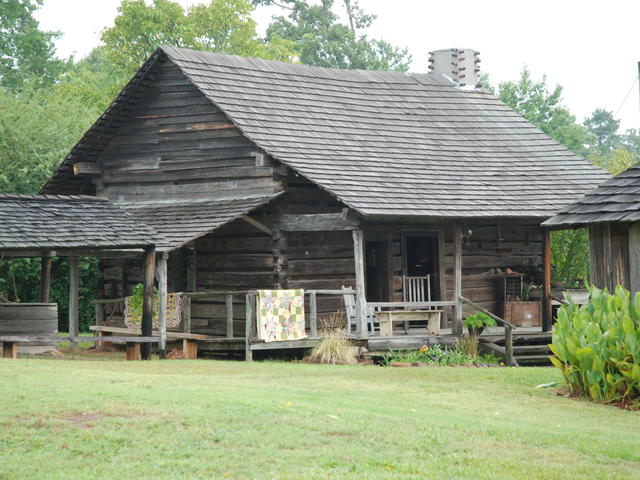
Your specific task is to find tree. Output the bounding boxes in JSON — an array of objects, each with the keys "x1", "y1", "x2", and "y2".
[
  {"x1": 584, "y1": 108, "x2": 621, "y2": 156},
  {"x1": 497, "y1": 68, "x2": 589, "y2": 156},
  {"x1": 101, "y1": 0, "x2": 295, "y2": 79},
  {"x1": 256, "y1": 0, "x2": 411, "y2": 71},
  {"x1": 0, "y1": 83, "x2": 101, "y2": 194},
  {"x1": 0, "y1": 0, "x2": 68, "y2": 88}
]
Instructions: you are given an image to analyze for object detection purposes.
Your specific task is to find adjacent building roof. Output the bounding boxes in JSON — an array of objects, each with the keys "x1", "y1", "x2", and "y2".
[
  {"x1": 42, "y1": 46, "x2": 608, "y2": 219},
  {"x1": 122, "y1": 194, "x2": 280, "y2": 251},
  {"x1": 0, "y1": 194, "x2": 160, "y2": 252},
  {"x1": 543, "y1": 164, "x2": 640, "y2": 228}
]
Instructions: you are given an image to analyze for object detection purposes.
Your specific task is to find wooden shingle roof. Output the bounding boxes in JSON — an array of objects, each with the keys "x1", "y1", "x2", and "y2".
[
  {"x1": 121, "y1": 194, "x2": 280, "y2": 251},
  {"x1": 161, "y1": 46, "x2": 607, "y2": 218},
  {"x1": 543, "y1": 164, "x2": 638, "y2": 228},
  {"x1": 42, "y1": 46, "x2": 608, "y2": 219},
  {"x1": 0, "y1": 194, "x2": 160, "y2": 251}
]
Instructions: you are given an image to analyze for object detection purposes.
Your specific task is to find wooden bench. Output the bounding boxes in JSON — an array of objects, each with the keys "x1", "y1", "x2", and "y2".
[
  {"x1": 0, "y1": 334, "x2": 160, "y2": 361},
  {"x1": 375, "y1": 310, "x2": 442, "y2": 337},
  {"x1": 90, "y1": 326, "x2": 218, "y2": 359},
  {"x1": 0, "y1": 335, "x2": 59, "y2": 359}
]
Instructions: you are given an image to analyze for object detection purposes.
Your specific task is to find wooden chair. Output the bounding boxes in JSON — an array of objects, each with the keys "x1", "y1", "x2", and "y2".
[
  {"x1": 341, "y1": 286, "x2": 376, "y2": 334},
  {"x1": 403, "y1": 275, "x2": 431, "y2": 303}
]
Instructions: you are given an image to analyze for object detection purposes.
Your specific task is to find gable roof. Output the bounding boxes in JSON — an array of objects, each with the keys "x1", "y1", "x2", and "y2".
[
  {"x1": 0, "y1": 194, "x2": 160, "y2": 252},
  {"x1": 43, "y1": 46, "x2": 607, "y2": 218},
  {"x1": 543, "y1": 164, "x2": 637, "y2": 228}
]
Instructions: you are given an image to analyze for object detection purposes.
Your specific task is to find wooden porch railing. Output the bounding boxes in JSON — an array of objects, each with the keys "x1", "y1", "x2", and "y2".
[{"x1": 459, "y1": 295, "x2": 515, "y2": 366}]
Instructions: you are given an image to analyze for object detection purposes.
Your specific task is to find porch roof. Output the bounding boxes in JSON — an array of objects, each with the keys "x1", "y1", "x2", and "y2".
[
  {"x1": 0, "y1": 194, "x2": 160, "y2": 253},
  {"x1": 543, "y1": 163, "x2": 640, "y2": 228},
  {"x1": 120, "y1": 193, "x2": 280, "y2": 252}
]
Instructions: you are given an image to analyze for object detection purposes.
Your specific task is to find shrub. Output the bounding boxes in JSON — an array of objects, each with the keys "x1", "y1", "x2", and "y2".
[
  {"x1": 309, "y1": 330, "x2": 357, "y2": 365},
  {"x1": 550, "y1": 285, "x2": 640, "y2": 405}
]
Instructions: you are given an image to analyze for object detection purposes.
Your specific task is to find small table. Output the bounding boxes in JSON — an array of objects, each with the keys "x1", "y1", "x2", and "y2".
[{"x1": 376, "y1": 310, "x2": 442, "y2": 337}]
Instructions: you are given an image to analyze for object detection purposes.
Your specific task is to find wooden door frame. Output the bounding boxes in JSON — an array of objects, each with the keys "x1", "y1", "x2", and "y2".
[{"x1": 401, "y1": 228, "x2": 446, "y2": 302}]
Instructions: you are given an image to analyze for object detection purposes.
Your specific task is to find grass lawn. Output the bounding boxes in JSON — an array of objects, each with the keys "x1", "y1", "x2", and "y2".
[{"x1": 0, "y1": 358, "x2": 639, "y2": 480}]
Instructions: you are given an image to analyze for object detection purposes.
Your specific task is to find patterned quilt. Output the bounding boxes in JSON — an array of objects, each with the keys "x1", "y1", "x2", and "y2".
[{"x1": 257, "y1": 289, "x2": 306, "y2": 342}]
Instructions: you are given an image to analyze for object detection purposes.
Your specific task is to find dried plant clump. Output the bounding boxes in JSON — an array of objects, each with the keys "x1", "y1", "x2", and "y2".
[
  {"x1": 309, "y1": 329, "x2": 357, "y2": 365},
  {"x1": 319, "y1": 309, "x2": 347, "y2": 333},
  {"x1": 456, "y1": 334, "x2": 479, "y2": 358}
]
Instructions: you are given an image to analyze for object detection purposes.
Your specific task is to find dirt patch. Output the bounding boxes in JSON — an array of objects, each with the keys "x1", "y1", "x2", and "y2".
[{"x1": 64, "y1": 412, "x2": 105, "y2": 429}]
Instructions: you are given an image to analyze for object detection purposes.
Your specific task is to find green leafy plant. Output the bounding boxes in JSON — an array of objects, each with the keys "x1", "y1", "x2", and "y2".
[
  {"x1": 381, "y1": 345, "x2": 498, "y2": 367},
  {"x1": 464, "y1": 312, "x2": 496, "y2": 336},
  {"x1": 127, "y1": 283, "x2": 160, "y2": 324},
  {"x1": 308, "y1": 330, "x2": 357, "y2": 365},
  {"x1": 550, "y1": 285, "x2": 640, "y2": 406}
]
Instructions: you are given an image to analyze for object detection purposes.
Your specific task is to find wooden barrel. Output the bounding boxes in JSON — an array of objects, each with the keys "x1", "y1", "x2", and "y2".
[{"x1": 0, "y1": 303, "x2": 58, "y2": 353}]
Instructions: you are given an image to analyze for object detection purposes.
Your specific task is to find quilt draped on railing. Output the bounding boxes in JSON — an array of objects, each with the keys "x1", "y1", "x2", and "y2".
[{"x1": 257, "y1": 289, "x2": 306, "y2": 342}]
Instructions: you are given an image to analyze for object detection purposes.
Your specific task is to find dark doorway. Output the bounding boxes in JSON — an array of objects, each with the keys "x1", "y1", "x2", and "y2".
[
  {"x1": 365, "y1": 240, "x2": 390, "y2": 302},
  {"x1": 403, "y1": 233, "x2": 441, "y2": 300}
]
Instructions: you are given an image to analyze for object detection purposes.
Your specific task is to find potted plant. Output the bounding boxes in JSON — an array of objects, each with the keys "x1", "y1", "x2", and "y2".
[{"x1": 464, "y1": 311, "x2": 496, "y2": 337}]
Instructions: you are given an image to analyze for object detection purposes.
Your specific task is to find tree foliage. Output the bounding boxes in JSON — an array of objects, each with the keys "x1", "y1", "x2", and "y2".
[
  {"x1": 101, "y1": 0, "x2": 295, "y2": 80},
  {"x1": 0, "y1": 0, "x2": 68, "y2": 88},
  {"x1": 584, "y1": 109, "x2": 639, "y2": 175},
  {"x1": 0, "y1": 82, "x2": 101, "y2": 194},
  {"x1": 256, "y1": 0, "x2": 411, "y2": 71},
  {"x1": 497, "y1": 68, "x2": 589, "y2": 157}
]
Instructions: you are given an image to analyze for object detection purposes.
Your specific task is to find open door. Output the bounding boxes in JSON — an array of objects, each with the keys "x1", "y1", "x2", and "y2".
[
  {"x1": 403, "y1": 232, "x2": 442, "y2": 301},
  {"x1": 365, "y1": 240, "x2": 390, "y2": 302}
]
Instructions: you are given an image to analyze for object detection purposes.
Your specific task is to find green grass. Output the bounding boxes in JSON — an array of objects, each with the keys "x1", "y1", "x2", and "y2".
[{"x1": 0, "y1": 359, "x2": 639, "y2": 480}]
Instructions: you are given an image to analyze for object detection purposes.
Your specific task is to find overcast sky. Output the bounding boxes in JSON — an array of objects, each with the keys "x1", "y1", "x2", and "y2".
[{"x1": 36, "y1": 0, "x2": 640, "y2": 131}]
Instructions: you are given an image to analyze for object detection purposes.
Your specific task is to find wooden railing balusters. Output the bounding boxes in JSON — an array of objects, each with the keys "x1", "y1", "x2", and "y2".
[{"x1": 226, "y1": 294, "x2": 234, "y2": 339}]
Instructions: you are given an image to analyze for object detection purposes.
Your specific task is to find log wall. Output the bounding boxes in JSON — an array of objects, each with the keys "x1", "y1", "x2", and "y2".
[{"x1": 95, "y1": 57, "x2": 282, "y2": 203}]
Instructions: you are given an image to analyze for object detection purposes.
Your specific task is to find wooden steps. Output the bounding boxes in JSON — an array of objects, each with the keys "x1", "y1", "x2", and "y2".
[{"x1": 482, "y1": 333, "x2": 553, "y2": 366}]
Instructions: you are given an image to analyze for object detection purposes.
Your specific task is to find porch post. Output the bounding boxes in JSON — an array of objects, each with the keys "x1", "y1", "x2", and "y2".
[
  {"x1": 352, "y1": 228, "x2": 368, "y2": 338},
  {"x1": 141, "y1": 247, "x2": 156, "y2": 360},
  {"x1": 39, "y1": 254, "x2": 52, "y2": 303},
  {"x1": 157, "y1": 252, "x2": 168, "y2": 357},
  {"x1": 68, "y1": 257, "x2": 79, "y2": 349},
  {"x1": 542, "y1": 229, "x2": 552, "y2": 332},
  {"x1": 453, "y1": 224, "x2": 463, "y2": 336}
]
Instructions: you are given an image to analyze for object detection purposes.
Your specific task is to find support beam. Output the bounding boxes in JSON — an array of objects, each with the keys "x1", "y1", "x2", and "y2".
[
  {"x1": 453, "y1": 224, "x2": 463, "y2": 336},
  {"x1": 72, "y1": 162, "x2": 102, "y2": 176},
  {"x1": 141, "y1": 247, "x2": 156, "y2": 360},
  {"x1": 542, "y1": 230, "x2": 553, "y2": 332},
  {"x1": 39, "y1": 256, "x2": 52, "y2": 303},
  {"x1": 242, "y1": 215, "x2": 273, "y2": 236},
  {"x1": 157, "y1": 252, "x2": 168, "y2": 356},
  {"x1": 352, "y1": 229, "x2": 368, "y2": 338},
  {"x1": 182, "y1": 339, "x2": 198, "y2": 359},
  {"x1": 245, "y1": 293, "x2": 255, "y2": 361},
  {"x1": 1, "y1": 341, "x2": 18, "y2": 359},
  {"x1": 68, "y1": 257, "x2": 79, "y2": 349},
  {"x1": 279, "y1": 210, "x2": 360, "y2": 232}
]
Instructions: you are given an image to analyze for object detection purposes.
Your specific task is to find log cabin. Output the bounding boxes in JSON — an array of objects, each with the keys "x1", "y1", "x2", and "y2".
[
  {"x1": 39, "y1": 46, "x2": 607, "y2": 357},
  {"x1": 544, "y1": 163, "x2": 639, "y2": 296}
]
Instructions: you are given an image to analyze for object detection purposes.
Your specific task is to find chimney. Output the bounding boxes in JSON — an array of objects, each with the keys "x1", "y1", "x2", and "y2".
[{"x1": 428, "y1": 48, "x2": 481, "y2": 88}]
